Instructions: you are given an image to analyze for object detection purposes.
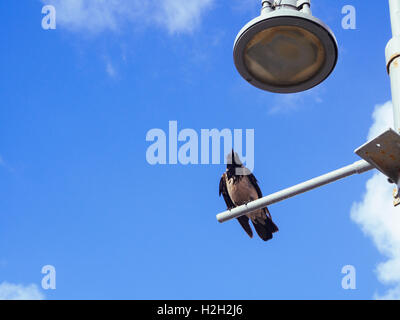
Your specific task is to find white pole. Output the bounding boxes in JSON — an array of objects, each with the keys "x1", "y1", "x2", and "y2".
[
  {"x1": 389, "y1": 0, "x2": 400, "y2": 36},
  {"x1": 216, "y1": 160, "x2": 373, "y2": 223},
  {"x1": 387, "y1": 0, "x2": 400, "y2": 133}
]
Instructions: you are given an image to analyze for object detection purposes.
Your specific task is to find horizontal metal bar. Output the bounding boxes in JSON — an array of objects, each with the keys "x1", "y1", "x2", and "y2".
[{"x1": 216, "y1": 160, "x2": 374, "y2": 223}]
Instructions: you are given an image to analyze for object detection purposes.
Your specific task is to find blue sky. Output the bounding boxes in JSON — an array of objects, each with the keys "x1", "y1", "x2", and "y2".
[{"x1": 1, "y1": 0, "x2": 399, "y2": 300}]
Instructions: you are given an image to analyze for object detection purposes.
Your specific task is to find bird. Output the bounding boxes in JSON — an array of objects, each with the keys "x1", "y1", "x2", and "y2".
[{"x1": 219, "y1": 150, "x2": 279, "y2": 241}]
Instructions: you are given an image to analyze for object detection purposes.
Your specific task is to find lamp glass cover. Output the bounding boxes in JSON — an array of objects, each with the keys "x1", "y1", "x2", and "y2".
[{"x1": 244, "y1": 26, "x2": 326, "y2": 87}]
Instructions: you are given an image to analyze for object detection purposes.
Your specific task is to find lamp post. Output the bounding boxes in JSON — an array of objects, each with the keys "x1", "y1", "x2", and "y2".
[
  {"x1": 387, "y1": 0, "x2": 400, "y2": 132},
  {"x1": 217, "y1": 0, "x2": 400, "y2": 224}
]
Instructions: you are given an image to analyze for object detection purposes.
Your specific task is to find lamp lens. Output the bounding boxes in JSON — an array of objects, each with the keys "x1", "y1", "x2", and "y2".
[{"x1": 244, "y1": 26, "x2": 326, "y2": 87}]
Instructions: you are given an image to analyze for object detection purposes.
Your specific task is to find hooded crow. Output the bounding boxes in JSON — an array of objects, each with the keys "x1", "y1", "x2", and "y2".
[{"x1": 219, "y1": 150, "x2": 279, "y2": 241}]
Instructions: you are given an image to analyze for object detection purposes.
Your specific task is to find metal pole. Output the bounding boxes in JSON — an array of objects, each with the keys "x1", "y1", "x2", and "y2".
[
  {"x1": 217, "y1": 160, "x2": 374, "y2": 223},
  {"x1": 387, "y1": 0, "x2": 400, "y2": 132},
  {"x1": 389, "y1": 0, "x2": 400, "y2": 36}
]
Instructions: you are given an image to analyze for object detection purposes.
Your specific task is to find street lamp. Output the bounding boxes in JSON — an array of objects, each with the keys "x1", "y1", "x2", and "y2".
[
  {"x1": 217, "y1": 0, "x2": 400, "y2": 224},
  {"x1": 233, "y1": 0, "x2": 338, "y2": 93}
]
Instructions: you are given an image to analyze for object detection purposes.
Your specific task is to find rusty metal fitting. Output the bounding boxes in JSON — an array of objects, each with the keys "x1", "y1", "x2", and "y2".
[{"x1": 386, "y1": 37, "x2": 400, "y2": 74}]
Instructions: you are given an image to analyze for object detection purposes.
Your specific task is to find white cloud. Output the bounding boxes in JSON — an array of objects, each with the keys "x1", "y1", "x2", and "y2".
[
  {"x1": 375, "y1": 285, "x2": 400, "y2": 300},
  {"x1": 268, "y1": 88, "x2": 323, "y2": 115},
  {"x1": 0, "y1": 155, "x2": 14, "y2": 172},
  {"x1": 105, "y1": 61, "x2": 116, "y2": 77},
  {"x1": 0, "y1": 282, "x2": 45, "y2": 300},
  {"x1": 367, "y1": 101, "x2": 394, "y2": 141},
  {"x1": 158, "y1": 0, "x2": 213, "y2": 33},
  {"x1": 351, "y1": 101, "x2": 400, "y2": 300},
  {"x1": 41, "y1": 0, "x2": 213, "y2": 34}
]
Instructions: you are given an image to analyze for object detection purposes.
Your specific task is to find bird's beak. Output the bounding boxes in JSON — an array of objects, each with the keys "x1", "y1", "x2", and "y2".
[{"x1": 227, "y1": 149, "x2": 236, "y2": 166}]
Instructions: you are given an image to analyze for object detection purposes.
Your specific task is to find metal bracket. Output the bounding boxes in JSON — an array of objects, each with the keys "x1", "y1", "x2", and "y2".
[
  {"x1": 262, "y1": 0, "x2": 310, "y2": 12},
  {"x1": 355, "y1": 129, "x2": 400, "y2": 185},
  {"x1": 296, "y1": 0, "x2": 311, "y2": 9},
  {"x1": 385, "y1": 37, "x2": 400, "y2": 74}
]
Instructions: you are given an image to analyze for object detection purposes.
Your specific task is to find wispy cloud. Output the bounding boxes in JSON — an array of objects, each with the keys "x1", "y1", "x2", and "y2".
[
  {"x1": 0, "y1": 155, "x2": 14, "y2": 172},
  {"x1": 158, "y1": 0, "x2": 214, "y2": 34},
  {"x1": 351, "y1": 101, "x2": 400, "y2": 300},
  {"x1": 105, "y1": 61, "x2": 116, "y2": 78},
  {"x1": 0, "y1": 282, "x2": 45, "y2": 300},
  {"x1": 41, "y1": 0, "x2": 214, "y2": 34},
  {"x1": 268, "y1": 89, "x2": 323, "y2": 115},
  {"x1": 367, "y1": 101, "x2": 394, "y2": 141}
]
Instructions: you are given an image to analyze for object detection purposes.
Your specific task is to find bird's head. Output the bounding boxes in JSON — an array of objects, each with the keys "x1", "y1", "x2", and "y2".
[{"x1": 226, "y1": 150, "x2": 243, "y2": 174}]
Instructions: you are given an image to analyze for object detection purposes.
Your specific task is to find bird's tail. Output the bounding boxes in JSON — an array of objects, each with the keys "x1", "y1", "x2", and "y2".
[{"x1": 252, "y1": 209, "x2": 279, "y2": 242}]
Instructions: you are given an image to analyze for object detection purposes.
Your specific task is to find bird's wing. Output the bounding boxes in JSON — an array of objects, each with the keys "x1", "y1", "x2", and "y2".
[
  {"x1": 248, "y1": 173, "x2": 272, "y2": 219},
  {"x1": 219, "y1": 173, "x2": 235, "y2": 209},
  {"x1": 219, "y1": 173, "x2": 253, "y2": 238},
  {"x1": 247, "y1": 173, "x2": 263, "y2": 198}
]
